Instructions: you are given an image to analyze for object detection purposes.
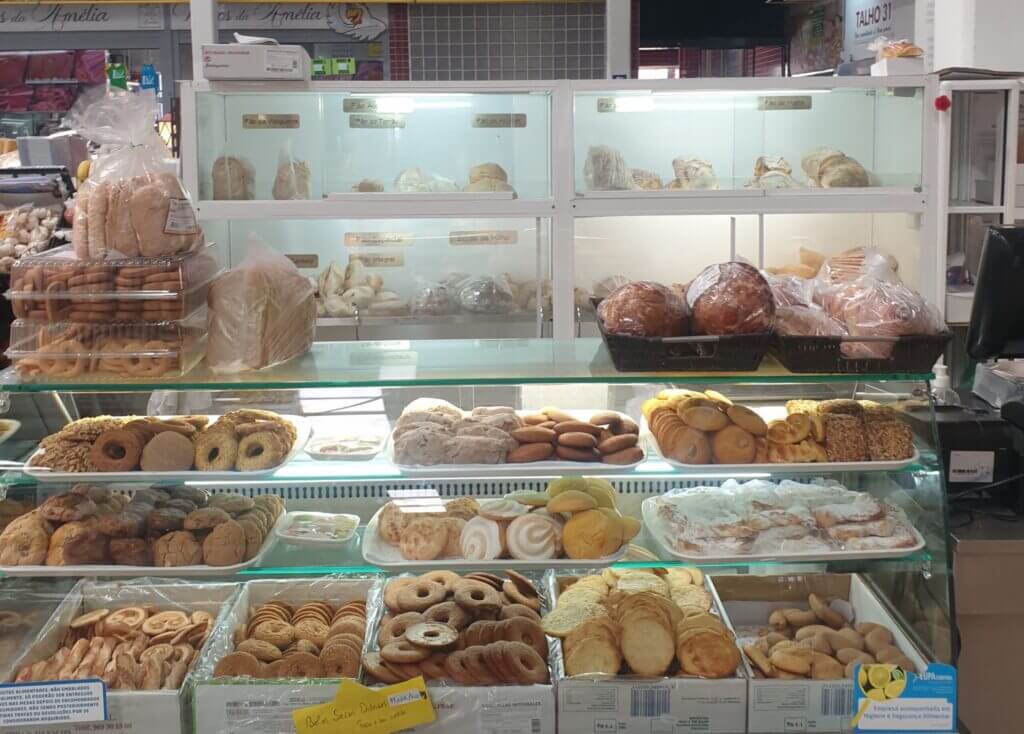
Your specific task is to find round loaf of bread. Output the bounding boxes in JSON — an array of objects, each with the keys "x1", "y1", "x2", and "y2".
[
  {"x1": 597, "y1": 281, "x2": 689, "y2": 338},
  {"x1": 686, "y1": 262, "x2": 775, "y2": 335}
]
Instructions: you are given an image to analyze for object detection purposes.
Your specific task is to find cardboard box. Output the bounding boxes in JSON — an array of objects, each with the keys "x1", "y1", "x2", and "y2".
[
  {"x1": 192, "y1": 577, "x2": 380, "y2": 734},
  {"x1": 7, "y1": 578, "x2": 241, "y2": 734},
  {"x1": 552, "y1": 572, "x2": 748, "y2": 734},
  {"x1": 711, "y1": 574, "x2": 930, "y2": 734},
  {"x1": 201, "y1": 44, "x2": 311, "y2": 81},
  {"x1": 870, "y1": 57, "x2": 924, "y2": 76}
]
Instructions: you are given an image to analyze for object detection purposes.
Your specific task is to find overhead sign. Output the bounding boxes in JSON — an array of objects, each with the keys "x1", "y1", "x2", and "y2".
[
  {"x1": 170, "y1": 3, "x2": 388, "y2": 35},
  {"x1": 0, "y1": 3, "x2": 165, "y2": 31}
]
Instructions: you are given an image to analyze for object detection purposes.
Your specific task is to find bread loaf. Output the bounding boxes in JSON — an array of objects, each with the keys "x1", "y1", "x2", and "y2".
[
  {"x1": 212, "y1": 156, "x2": 254, "y2": 200},
  {"x1": 583, "y1": 145, "x2": 631, "y2": 190},
  {"x1": 597, "y1": 281, "x2": 689, "y2": 338},
  {"x1": 687, "y1": 262, "x2": 775, "y2": 335}
]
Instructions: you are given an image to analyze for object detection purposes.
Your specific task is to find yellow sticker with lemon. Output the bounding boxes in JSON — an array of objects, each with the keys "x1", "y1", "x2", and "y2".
[{"x1": 851, "y1": 662, "x2": 957, "y2": 732}]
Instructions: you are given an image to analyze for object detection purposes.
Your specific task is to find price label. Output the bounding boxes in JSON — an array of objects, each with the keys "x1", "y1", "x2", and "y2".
[
  {"x1": 472, "y1": 113, "x2": 527, "y2": 128},
  {"x1": 596, "y1": 97, "x2": 617, "y2": 112},
  {"x1": 285, "y1": 254, "x2": 319, "y2": 269},
  {"x1": 241, "y1": 114, "x2": 300, "y2": 129},
  {"x1": 449, "y1": 230, "x2": 519, "y2": 246},
  {"x1": 757, "y1": 96, "x2": 812, "y2": 111},
  {"x1": 343, "y1": 98, "x2": 377, "y2": 113},
  {"x1": 349, "y1": 114, "x2": 406, "y2": 129},
  {"x1": 344, "y1": 232, "x2": 414, "y2": 248},
  {"x1": 292, "y1": 677, "x2": 435, "y2": 734},
  {"x1": 351, "y1": 254, "x2": 404, "y2": 268}
]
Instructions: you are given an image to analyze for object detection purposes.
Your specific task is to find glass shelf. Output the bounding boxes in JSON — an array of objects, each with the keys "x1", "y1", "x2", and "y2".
[{"x1": 0, "y1": 338, "x2": 933, "y2": 393}]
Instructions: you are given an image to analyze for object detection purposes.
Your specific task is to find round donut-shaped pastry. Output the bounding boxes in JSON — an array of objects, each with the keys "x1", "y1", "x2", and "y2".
[
  {"x1": 362, "y1": 652, "x2": 402, "y2": 684},
  {"x1": 276, "y1": 651, "x2": 323, "y2": 678},
  {"x1": 460, "y1": 645, "x2": 499, "y2": 685},
  {"x1": 382, "y1": 578, "x2": 418, "y2": 612},
  {"x1": 381, "y1": 639, "x2": 430, "y2": 664},
  {"x1": 193, "y1": 430, "x2": 238, "y2": 472},
  {"x1": 498, "y1": 617, "x2": 548, "y2": 660},
  {"x1": 453, "y1": 580, "x2": 502, "y2": 612},
  {"x1": 395, "y1": 580, "x2": 447, "y2": 613},
  {"x1": 418, "y1": 652, "x2": 449, "y2": 680},
  {"x1": 252, "y1": 620, "x2": 296, "y2": 650},
  {"x1": 442, "y1": 650, "x2": 476, "y2": 684},
  {"x1": 419, "y1": 570, "x2": 461, "y2": 592},
  {"x1": 378, "y1": 612, "x2": 425, "y2": 646},
  {"x1": 319, "y1": 641, "x2": 360, "y2": 678},
  {"x1": 235, "y1": 432, "x2": 287, "y2": 471},
  {"x1": 500, "y1": 604, "x2": 541, "y2": 622},
  {"x1": 423, "y1": 601, "x2": 471, "y2": 631},
  {"x1": 213, "y1": 651, "x2": 262, "y2": 678},
  {"x1": 89, "y1": 429, "x2": 143, "y2": 472},
  {"x1": 499, "y1": 640, "x2": 549, "y2": 684},
  {"x1": 405, "y1": 622, "x2": 458, "y2": 649}
]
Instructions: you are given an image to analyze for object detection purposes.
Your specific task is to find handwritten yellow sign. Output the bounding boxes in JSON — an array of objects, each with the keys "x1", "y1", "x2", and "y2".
[{"x1": 292, "y1": 677, "x2": 435, "y2": 734}]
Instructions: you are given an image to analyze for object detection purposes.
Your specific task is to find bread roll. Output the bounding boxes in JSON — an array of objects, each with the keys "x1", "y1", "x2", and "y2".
[
  {"x1": 583, "y1": 145, "x2": 631, "y2": 190},
  {"x1": 631, "y1": 169, "x2": 663, "y2": 190},
  {"x1": 597, "y1": 281, "x2": 689, "y2": 338},
  {"x1": 686, "y1": 262, "x2": 775, "y2": 335},
  {"x1": 468, "y1": 163, "x2": 508, "y2": 184}
]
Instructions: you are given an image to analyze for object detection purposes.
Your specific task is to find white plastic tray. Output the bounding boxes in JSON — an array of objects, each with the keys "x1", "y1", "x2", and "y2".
[
  {"x1": 22, "y1": 415, "x2": 311, "y2": 481},
  {"x1": 304, "y1": 435, "x2": 383, "y2": 461},
  {"x1": 641, "y1": 412, "x2": 919, "y2": 474},
  {"x1": 640, "y1": 496, "x2": 926, "y2": 564},
  {"x1": 0, "y1": 513, "x2": 285, "y2": 577},
  {"x1": 361, "y1": 504, "x2": 628, "y2": 570},
  {"x1": 389, "y1": 409, "x2": 643, "y2": 476},
  {"x1": 274, "y1": 511, "x2": 360, "y2": 547}
]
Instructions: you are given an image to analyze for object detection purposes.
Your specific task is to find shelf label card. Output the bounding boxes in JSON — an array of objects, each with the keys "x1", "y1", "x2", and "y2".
[
  {"x1": 350, "y1": 253, "x2": 404, "y2": 268},
  {"x1": 292, "y1": 677, "x2": 434, "y2": 734},
  {"x1": 472, "y1": 113, "x2": 527, "y2": 128},
  {"x1": 241, "y1": 113, "x2": 300, "y2": 129},
  {"x1": 948, "y1": 450, "x2": 994, "y2": 483},
  {"x1": 757, "y1": 95, "x2": 812, "y2": 111},
  {"x1": 349, "y1": 113, "x2": 406, "y2": 129},
  {"x1": 449, "y1": 230, "x2": 519, "y2": 246},
  {"x1": 852, "y1": 663, "x2": 956, "y2": 732},
  {"x1": 345, "y1": 232, "x2": 414, "y2": 247},
  {"x1": 285, "y1": 254, "x2": 319, "y2": 269},
  {"x1": 343, "y1": 98, "x2": 377, "y2": 113},
  {"x1": 0, "y1": 679, "x2": 107, "y2": 727},
  {"x1": 596, "y1": 97, "x2": 617, "y2": 112}
]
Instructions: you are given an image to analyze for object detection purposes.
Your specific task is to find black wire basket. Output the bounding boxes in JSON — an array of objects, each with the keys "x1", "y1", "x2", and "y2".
[{"x1": 772, "y1": 332, "x2": 953, "y2": 374}]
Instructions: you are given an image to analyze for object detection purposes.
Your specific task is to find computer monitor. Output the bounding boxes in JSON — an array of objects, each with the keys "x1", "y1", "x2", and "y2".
[{"x1": 966, "y1": 225, "x2": 1024, "y2": 360}]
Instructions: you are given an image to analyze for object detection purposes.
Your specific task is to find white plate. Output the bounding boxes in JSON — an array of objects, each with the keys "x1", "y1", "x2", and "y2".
[
  {"x1": 640, "y1": 496, "x2": 926, "y2": 564},
  {"x1": 0, "y1": 513, "x2": 285, "y2": 578},
  {"x1": 361, "y1": 504, "x2": 628, "y2": 570},
  {"x1": 22, "y1": 415, "x2": 311, "y2": 481},
  {"x1": 275, "y1": 511, "x2": 360, "y2": 547},
  {"x1": 641, "y1": 415, "x2": 919, "y2": 474},
  {"x1": 305, "y1": 436, "x2": 383, "y2": 461},
  {"x1": 389, "y1": 409, "x2": 643, "y2": 477},
  {"x1": 0, "y1": 419, "x2": 21, "y2": 445}
]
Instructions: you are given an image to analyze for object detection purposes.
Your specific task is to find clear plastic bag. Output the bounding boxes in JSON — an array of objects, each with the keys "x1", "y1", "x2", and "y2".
[
  {"x1": 206, "y1": 236, "x2": 316, "y2": 373},
  {"x1": 458, "y1": 274, "x2": 516, "y2": 314},
  {"x1": 271, "y1": 140, "x2": 311, "y2": 201},
  {"x1": 67, "y1": 91, "x2": 203, "y2": 259},
  {"x1": 775, "y1": 304, "x2": 848, "y2": 337},
  {"x1": 832, "y1": 276, "x2": 945, "y2": 358},
  {"x1": 211, "y1": 155, "x2": 255, "y2": 201},
  {"x1": 411, "y1": 278, "x2": 460, "y2": 316},
  {"x1": 686, "y1": 262, "x2": 775, "y2": 335},
  {"x1": 868, "y1": 36, "x2": 924, "y2": 61}
]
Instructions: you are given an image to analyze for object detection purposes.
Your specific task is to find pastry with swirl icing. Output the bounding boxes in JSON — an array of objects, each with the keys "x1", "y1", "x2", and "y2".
[
  {"x1": 506, "y1": 513, "x2": 561, "y2": 561},
  {"x1": 460, "y1": 516, "x2": 506, "y2": 560}
]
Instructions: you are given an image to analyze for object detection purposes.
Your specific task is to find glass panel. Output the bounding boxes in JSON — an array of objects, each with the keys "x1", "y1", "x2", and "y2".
[
  {"x1": 195, "y1": 90, "x2": 552, "y2": 200},
  {"x1": 946, "y1": 212, "x2": 1001, "y2": 323},
  {"x1": 950, "y1": 89, "x2": 1008, "y2": 206},
  {"x1": 573, "y1": 85, "x2": 923, "y2": 192}
]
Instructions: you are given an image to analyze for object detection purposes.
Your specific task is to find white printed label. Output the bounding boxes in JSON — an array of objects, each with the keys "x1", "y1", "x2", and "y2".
[
  {"x1": 480, "y1": 699, "x2": 543, "y2": 734},
  {"x1": 164, "y1": 198, "x2": 198, "y2": 235},
  {"x1": 387, "y1": 690, "x2": 423, "y2": 707},
  {"x1": 857, "y1": 698, "x2": 954, "y2": 730},
  {"x1": 265, "y1": 48, "x2": 299, "y2": 74},
  {"x1": 0, "y1": 679, "x2": 106, "y2": 726},
  {"x1": 948, "y1": 450, "x2": 994, "y2": 483}
]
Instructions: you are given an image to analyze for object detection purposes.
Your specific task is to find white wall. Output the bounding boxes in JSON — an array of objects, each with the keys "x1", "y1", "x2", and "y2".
[{"x1": 932, "y1": 0, "x2": 1024, "y2": 71}]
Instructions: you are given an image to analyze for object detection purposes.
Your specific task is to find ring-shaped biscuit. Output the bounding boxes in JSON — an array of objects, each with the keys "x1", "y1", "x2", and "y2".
[
  {"x1": 395, "y1": 580, "x2": 447, "y2": 613},
  {"x1": 419, "y1": 570, "x2": 461, "y2": 592},
  {"x1": 382, "y1": 578, "x2": 417, "y2": 611},
  {"x1": 378, "y1": 612, "x2": 424, "y2": 646},
  {"x1": 498, "y1": 617, "x2": 548, "y2": 659},
  {"x1": 500, "y1": 640, "x2": 549, "y2": 684},
  {"x1": 453, "y1": 581, "x2": 502, "y2": 612},
  {"x1": 380, "y1": 639, "x2": 430, "y2": 664},
  {"x1": 423, "y1": 601, "x2": 471, "y2": 631},
  {"x1": 362, "y1": 652, "x2": 402, "y2": 684}
]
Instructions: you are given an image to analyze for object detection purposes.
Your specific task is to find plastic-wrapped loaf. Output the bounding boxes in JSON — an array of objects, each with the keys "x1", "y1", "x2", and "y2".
[
  {"x1": 271, "y1": 142, "x2": 311, "y2": 200},
  {"x1": 212, "y1": 156, "x2": 255, "y2": 201},
  {"x1": 583, "y1": 145, "x2": 631, "y2": 190},
  {"x1": 668, "y1": 158, "x2": 719, "y2": 190},
  {"x1": 394, "y1": 167, "x2": 458, "y2": 193},
  {"x1": 802, "y1": 148, "x2": 870, "y2": 188},
  {"x1": 597, "y1": 281, "x2": 689, "y2": 338},
  {"x1": 686, "y1": 262, "x2": 775, "y2": 335},
  {"x1": 206, "y1": 239, "x2": 316, "y2": 373},
  {"x1": 458, "y1": 276, "x2": 516, "y2": 314},
  {"x1": 411, "y1": 282, "x2": 460, "y2": 316}
]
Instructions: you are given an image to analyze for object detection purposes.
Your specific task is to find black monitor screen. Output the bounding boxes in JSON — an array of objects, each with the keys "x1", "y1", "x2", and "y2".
[{"x1": 967, "y1": 226, "x2": 1024, "y2": 360}]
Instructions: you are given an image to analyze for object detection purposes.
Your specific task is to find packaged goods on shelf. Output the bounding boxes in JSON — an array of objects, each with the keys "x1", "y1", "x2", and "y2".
[
  {"x1": 0, "y1": 585, "x2": 63, "y2": 683},
  {"x1": 0, "y1": 203, "x2": 60, "y2": 273},
  {"x1": 67, "y1": 93, "x2": 203, "y2": 259},
  {"x1": 713, "y1": 574, "x2": 930, "y2": 734},
  {"x1": 211, "y1": 155, "x2": 255, "y2": 201},
  {"x1": 551, "y1": 568, "x2": 748, "y2": 734},
  {"x1": 7, "y1": 578, "x2": 239, "y2": 734},
  {"x1": 271, "y1": 142, "x2": 310, "y2": 201}
]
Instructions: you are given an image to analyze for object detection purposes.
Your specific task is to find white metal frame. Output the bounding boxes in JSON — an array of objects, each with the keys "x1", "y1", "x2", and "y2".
[
  {"x1": 179, "y1": 74, "x2": 941, "y2": 342},
  {"x1": 934, "y1": 79, "x2": 1021, "y2": 324}
]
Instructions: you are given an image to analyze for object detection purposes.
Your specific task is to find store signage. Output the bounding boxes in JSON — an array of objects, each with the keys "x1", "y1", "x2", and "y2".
[
  {"x1": 471, "y1": 113, "x2": 527, "y2": 128},
  {"x1": 449, "y1": 230, "x2": 519, "y2": 246},
  {"x1": 343, "y1": 98, "x2": 377, "y2": 113},
  {"x1": 948, "y1": 450, "x2": 995, "y2": 483},
  {"x1": 351, "y1": 253, "x2": 403, "y2": 267},
  {"x1": 757, "y1": 95, "x2": 813, "y2": 111},
  {"x1": 241, "y1": 113, "x2": 300, "y2": 129},
  {"x1": 169, "y1": 3, "x2": 388, "y2": 36},
  {"x1": 344, "y1": 232, "x2": 413, "y2": 247},
  {"x1": 0, "y1": 4, "x2": 165, "y2": 32},
  {"x1": 0, "y1": 680, "x2": 107, "y2": 727},
  {"x1": 292, "y1": 677, "x2": 434, "y2": 734},
  {"x1": 596, "y1": 97, "x2": 616, "y2": 112},
  {"x1": 285, "y1": 254, "x2": 319, "y2": 268},
  {"x1": 851, "y1": 663, "x2": 956, "y2": 732},
  {"x1": 849, "y1": 0, "x2": 896, "y2": 42},
  {"x1": 349, "y1": 113, "x2": 405, "y2": 129}
]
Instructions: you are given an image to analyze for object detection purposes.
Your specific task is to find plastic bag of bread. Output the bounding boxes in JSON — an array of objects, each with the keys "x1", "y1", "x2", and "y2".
[
  {"x1": 66, "y1": 91, "x2": 202, "y2": 259},
  {"x1": 686, "y1": 262, "x2": 775, "y2": 335},
  {"x1": 830, "y1": 276, "x2": 945, "y2": 358},
  {"x1": 206, "y1": 237, "x2": 315, "y2": 373},
  {"x1": 597, "y1": 281, "x2": 689, "y2": 338},
  {"x1": 271, "y1": 141, "x2": 311, "y2": 200},
  {"x1": 212, "y1": 156, "x2": 254, "y2": 201},
  {"x1": 458, "y1": 275, "x2": 516, "y2": 314},
  {"x1": 775, "y1": 304, "x2": 848, "y2": 337},
  {"x1": 411, "y1": 279, "x2": 460, "y2": 316}
]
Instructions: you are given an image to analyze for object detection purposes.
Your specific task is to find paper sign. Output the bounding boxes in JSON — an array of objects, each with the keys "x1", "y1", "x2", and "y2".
[
  {"x1": 948, "y1": 451, "x2": 994, "y2": 483},
  {"x1": 852, "y1": 663, "x2": 956, "y2": 732},
  {"x1": 242, "y1": 113, "x2": 300, "y2": 129},
  {"x1": 0, "y1": 679, "x2": 107, "y2": 727},
  {"x1": 292, "y1": 677, "x2": 434, "y2": 734}
]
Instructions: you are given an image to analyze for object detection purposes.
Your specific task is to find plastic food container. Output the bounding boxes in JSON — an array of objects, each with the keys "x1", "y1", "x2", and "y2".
[
  {"x1": 6, "y1": 309, "x2": 206, "y2": 382},
  {"x1": 6, "y1": 243, "x2": 222, "y2": 323},
  {"x1": 305, "y1": 434, "x2": 383, "y2": 460},
  {"x1": 275, "y1": 511, "x2": 360, "y2": 546}
]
